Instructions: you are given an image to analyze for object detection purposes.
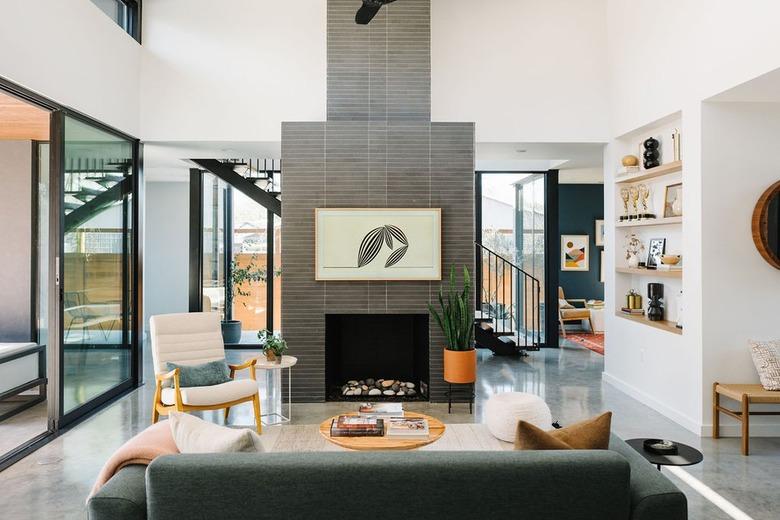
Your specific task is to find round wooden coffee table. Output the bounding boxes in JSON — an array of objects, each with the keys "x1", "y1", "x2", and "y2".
[{"x1": 319, "y1": 411, "x2": 445, "y2": 451}]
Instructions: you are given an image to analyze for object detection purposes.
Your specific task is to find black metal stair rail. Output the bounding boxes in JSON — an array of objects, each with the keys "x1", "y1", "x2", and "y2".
[{"x1": 475, "y1": 242, "x2": 541, "y2": 350}]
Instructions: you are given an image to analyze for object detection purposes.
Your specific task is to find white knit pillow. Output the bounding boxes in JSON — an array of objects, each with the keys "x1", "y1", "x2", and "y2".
[
  {"x1": 749, "y1": 339, "x2": 780, "y2": 391},
  {"x1": 169, "y1": 412, "x2": 264, "y2": 453}
]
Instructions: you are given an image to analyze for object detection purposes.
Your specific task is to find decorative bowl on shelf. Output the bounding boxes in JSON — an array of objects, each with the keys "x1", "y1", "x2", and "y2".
[{"x1": 661, "y1": 255, "x2": 681, "y2": 265}]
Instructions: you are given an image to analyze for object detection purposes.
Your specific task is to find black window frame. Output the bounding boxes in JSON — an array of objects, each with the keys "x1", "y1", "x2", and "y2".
[{"x1": 90, "y1": 0, "x2": 142, "y2": 43}]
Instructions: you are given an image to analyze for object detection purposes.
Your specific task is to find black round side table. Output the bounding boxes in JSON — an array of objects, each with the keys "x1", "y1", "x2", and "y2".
[{"x1": 626, "y1": 438, "x2": 703, "y2": 471}]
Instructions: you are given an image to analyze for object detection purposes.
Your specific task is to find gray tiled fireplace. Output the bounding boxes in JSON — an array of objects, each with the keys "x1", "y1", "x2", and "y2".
[{"x1": 281, "y1": 0, "x2": 474, "y2": 402}]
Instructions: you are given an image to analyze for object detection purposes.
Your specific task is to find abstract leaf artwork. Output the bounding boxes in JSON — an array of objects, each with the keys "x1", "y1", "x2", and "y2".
[
  {"x1": 357, "y1": 225, "x2": 409, "y2": 268},
  {"x1": 316, "y1": 208, "x2": 441, "y2": 280}
]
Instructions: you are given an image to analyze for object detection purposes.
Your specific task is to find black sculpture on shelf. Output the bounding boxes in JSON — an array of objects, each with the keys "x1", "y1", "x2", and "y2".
[
  {"x1": 643, "y1": 137, "x2": 660, "y2": 169},
  {"x1": 647, "y1": 283, "x2": 664, "y2": 321}
]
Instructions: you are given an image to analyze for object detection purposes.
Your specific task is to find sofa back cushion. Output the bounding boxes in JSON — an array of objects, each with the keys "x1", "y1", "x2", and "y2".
[{"x1": 147, "y1": 450, "x2": 632, "y2": 520}]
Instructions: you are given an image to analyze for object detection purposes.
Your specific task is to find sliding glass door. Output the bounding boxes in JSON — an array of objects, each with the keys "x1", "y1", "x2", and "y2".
[{"x1": 59, "y1": 115, "x2": 137, "y2": 420}]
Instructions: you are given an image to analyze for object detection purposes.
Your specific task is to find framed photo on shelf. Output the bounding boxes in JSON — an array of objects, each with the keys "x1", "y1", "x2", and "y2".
[
  {"x1": 664, "y1": 183, "x2": 683, "y2": 218},
  {"x1": 561, "y1": 235, "x2": 589, "y2": 271},
  {"x1": 595, "y1": 219, "x2": 605, "y2": 246},
  {"x1": 646, "y1": 238, "x2": 666, "y2": 269}
]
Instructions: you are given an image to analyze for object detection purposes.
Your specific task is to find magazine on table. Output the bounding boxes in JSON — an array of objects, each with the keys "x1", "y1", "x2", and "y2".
[
  {"x1": 358, "y1": 402, "x2": 404, "y2": 417},
  {"x1": 386, "y1": 417, "x2": 429, "y2": 437}
]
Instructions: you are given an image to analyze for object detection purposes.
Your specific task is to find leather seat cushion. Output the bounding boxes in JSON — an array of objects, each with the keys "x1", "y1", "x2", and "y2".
[{"x1": 560, "y1": 309, "x2": 591, "y2": 319}]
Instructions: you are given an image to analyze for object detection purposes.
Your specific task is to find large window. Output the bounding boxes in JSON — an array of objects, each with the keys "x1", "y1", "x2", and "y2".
[{"x1": 90, "y1": 0, "x2": 141, "y2": 42}]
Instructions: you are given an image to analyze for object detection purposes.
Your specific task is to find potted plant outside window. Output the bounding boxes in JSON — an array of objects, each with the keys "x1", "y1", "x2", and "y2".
[
  {"x1": 258, "y1": 329, "x2": 288, "y2": 364},
  {"x1": 428, "y1": 265, "x2": 476, "y2": 384},
  {"x1": 221, "y1": 256, "x2": 268, "y2": 344}
]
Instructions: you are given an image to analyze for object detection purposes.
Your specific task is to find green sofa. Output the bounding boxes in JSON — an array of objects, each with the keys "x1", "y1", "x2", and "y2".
[{"x1": 88, "y1": 435, "x2": 687, "y2": 519}]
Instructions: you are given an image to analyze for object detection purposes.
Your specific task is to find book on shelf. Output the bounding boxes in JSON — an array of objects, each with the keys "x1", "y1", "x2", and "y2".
[
  {"x1": 330, "y1": 416, "x2": 385, "y2": 437},
  {"x1": 358, "y1": 402, "x2": 404, "y2": 417},
  {"x1": 620, "y1": 307, "x2": 645, "y2": 315},
  {"x1": 386, "y1": 418, "x2": 429, "y2": 437}
]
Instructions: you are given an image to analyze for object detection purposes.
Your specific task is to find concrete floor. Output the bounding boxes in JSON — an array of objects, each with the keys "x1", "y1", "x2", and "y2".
[{"x1": 0, "y1": 342, "x2": 777, "y2": 519}]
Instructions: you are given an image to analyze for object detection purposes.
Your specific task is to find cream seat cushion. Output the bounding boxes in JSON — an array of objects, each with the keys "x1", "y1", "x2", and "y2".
[
  {"x1": 161, "y1": 378, "x2": 257, "y2": 406},
  {"x1": 560, "y1": 308, "x2": 591, "y2": 319}
]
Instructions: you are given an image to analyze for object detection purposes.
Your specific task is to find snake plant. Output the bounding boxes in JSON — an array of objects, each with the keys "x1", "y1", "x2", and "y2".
[{"x1": 428, "y1": 265, "x2": 474, "y2": 351}]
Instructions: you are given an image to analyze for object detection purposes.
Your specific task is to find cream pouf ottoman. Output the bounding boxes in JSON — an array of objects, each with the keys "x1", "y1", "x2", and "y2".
[{"x1": 485, "y1": 392, "x2": 552, "y2": 442}]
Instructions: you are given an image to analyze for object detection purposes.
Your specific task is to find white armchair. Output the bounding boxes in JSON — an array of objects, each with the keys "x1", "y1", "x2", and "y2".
[{"x1": 149, "y1": 312, "x2": 262, "y2": 433}]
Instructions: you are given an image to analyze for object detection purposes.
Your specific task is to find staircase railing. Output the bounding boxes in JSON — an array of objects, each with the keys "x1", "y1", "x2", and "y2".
[{"x1": 475, "y1": 242, "x2": 541, "y2": 349}]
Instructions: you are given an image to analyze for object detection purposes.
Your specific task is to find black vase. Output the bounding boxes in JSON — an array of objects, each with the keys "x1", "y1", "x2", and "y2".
[
  {"x1": 647, "y1": 283, "x2": 664, "y2": 321},
  {"x1": 643, "y1": 137, "x2": 661, "y2": 169}
]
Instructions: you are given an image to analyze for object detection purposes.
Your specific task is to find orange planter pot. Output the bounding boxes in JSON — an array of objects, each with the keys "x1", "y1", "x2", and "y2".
[{"x1": 443, "y1": 348, "x2": 477, "y2": 384}]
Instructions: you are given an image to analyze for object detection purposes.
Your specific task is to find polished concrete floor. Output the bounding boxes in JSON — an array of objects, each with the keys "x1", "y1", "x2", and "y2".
[{"x1": 1, "y1": 342, "x2": 778, "y2": 519}]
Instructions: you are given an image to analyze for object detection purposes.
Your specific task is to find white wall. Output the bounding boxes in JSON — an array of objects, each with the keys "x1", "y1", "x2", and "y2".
[
  {"x1": 0, "y1": 0, "x2": 141, "y2": 135},
  {"x1": 431, "y1": 0, "x2": 609, "y2": 142},
  {"x1": 607, "y1": 0, "x2": 780, "y2": 137},
  {"x1": 701, "y1": 102, "x2": 780, "y2": 436},
  {"x1": 143, "y1": 182, "x2": 190, "y2": 331},
  {"x1": 140, "y1": 0, "x2": 610, "y2": 144},
  {"x1": 604, "y1": 0, "x2": 780, "y2": 435},
  {"x1": 140, "y1": 0, "x2": 327, "y2": 141},
  {"x1": 0, "y1": 141, "x2": 32, "y2": 341}
]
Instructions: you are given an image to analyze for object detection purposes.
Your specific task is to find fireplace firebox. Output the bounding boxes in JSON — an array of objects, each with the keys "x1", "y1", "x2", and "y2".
[{"x1": 325, "y1": 314, "x2": 429, "y2": 401}]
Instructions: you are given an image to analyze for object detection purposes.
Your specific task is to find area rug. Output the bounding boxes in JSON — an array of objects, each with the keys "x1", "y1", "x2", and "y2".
[
  {"x1": 566, "y1": 333, "x2": 604, "y2": 355},
  {"x1": 264, "y1": 423, "x2": 513, "y2": 452}
]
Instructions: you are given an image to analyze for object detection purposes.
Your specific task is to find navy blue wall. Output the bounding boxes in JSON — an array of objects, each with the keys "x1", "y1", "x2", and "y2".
[{"x1": 559, "y1": 184, "x2": 604, "y2": 300}]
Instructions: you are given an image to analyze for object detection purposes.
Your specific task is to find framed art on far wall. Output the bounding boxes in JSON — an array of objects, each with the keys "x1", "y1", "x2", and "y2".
[
  {"x1": 561, "y1": 235, "x2": 589, "y2": 271},
  {"x1": 595, "y1": 219, "x2": 605, "y2": 246},
  {"x1": 315, "y1": 208, "x2": 441, "y2": 281}
]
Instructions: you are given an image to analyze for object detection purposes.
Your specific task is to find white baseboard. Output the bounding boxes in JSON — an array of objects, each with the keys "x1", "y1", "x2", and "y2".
[{"x1": 602, "y1": 372, "x2": 702, "y2": 434}]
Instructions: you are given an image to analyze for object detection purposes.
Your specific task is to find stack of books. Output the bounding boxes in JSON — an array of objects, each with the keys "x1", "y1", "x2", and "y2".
[
  {"x1": 386, "y1": 417, "x2": 430, "y2": 437},
  {"x1": 329, "y1": 415, "x2": 384, "y2": 437},
  {"x1": 621, "y1": 307, "x2": 645, "y2": 316},
  {"x1": 358, "y1": 402, "x2": 404, "y2": 418}
]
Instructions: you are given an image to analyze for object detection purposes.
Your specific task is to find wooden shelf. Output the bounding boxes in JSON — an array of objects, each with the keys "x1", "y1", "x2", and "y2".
[
  {"x1": 615, "y1": 311, "x2": 682, "y2": 335},
  {"x1": 615, "y1": 216, "x2": 682, "y2": 228},
  {"x1": 615, "y1": 161, "x2": 682, "y2": 184},
  {"x1": 615, "y1": 267, "x2": 682, "y2": 278}
]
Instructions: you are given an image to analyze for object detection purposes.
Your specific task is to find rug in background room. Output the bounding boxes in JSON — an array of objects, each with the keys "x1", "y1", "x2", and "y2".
[{"x1": 566, "y1": 333, "x2": 604, "y2": 355}]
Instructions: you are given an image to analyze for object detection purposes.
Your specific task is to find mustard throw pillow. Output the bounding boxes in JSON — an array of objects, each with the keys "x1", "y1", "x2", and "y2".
[{"x1": 515, "y1": 411, "x2": 612, "y2": 450}]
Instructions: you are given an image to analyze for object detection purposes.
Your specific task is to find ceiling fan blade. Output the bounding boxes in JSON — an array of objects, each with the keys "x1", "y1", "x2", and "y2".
[{"x1": 355, "y1": 4, "x2": 381, "y2": 24}]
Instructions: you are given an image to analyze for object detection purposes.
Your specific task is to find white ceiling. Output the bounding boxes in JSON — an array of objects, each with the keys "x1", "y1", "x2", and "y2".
[{"x1": 144, "y1": 140, "x2": 605, "y2": 182}]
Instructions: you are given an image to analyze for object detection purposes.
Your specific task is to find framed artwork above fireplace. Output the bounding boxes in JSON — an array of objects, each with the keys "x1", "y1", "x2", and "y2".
[{"x1": 315, "y1": 208, "x2": 442, "y2": 281}]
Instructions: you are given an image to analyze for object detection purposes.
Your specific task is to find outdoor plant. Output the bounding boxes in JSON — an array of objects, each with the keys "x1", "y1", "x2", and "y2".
[
  {"x1": 258, "y1": 329, "x2": 288, "y2": 359},
  {"x1": 225, "y1": 255, "x2": 268, "y2": 312},
  {"x1": 428, "y1": 265, "x2": 474, "y2": 351}
]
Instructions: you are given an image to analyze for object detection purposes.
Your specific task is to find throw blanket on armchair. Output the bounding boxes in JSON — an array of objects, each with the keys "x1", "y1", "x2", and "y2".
[{"x1": 89, "y1": 420, "x2": 179, "y2": 499}]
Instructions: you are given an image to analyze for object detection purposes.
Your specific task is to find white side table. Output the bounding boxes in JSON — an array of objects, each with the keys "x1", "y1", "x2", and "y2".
[
  {"x1": 254, "y1": 355, "x2": 297, "y2": 426},
  {"x1": 588, "y1": 308, "x2": 605, "y2": 333}
]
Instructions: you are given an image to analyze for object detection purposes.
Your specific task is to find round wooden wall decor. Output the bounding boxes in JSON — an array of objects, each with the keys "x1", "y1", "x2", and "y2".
[{"x1": 752, "y1": 180, "x2": 780, "y2": 270}]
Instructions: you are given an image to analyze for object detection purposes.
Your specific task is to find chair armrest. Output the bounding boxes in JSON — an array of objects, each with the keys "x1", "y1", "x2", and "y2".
[
  {"x1": 228, "y1": 358, "x2": 258, "y2": 380},
  {"x1": 155, "y1": 368, "x2": 179, "y2": 383},
  {"x1": 154, "y1": 368, "x2": 183, "y2": 408}
]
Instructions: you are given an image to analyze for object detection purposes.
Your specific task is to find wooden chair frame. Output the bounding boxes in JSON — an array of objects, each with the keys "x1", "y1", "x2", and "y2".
[
  {"x1": 713, "y1": 382, "x2": 780, "y2": 455},
  {"x1": 558, "y1": 287, "x2": 593, "y2": 338},
  {"x1": 152, "y1": 358, "x2": 262, "y2": 433}
]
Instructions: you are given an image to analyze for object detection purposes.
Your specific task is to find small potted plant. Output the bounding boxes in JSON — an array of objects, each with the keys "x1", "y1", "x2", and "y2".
[
  {"x1": 258, "y1": 329, "x2": 287, "y2": 364},
  {"x1": 428, "y1": 265, "x2": 476, "y2": 384},
  {"x1": 221, "y1": 256, "x2": 267, "y2": 344}
]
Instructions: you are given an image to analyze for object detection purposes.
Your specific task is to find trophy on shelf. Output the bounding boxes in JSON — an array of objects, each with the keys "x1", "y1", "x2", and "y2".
[
  {"x1": 629, "y1": 185, "x2": 640, "y2": 220},
  {"x1": 638, "y1": 184, "x2": 655, "y2": 220},
  {"x1": 620, "y1": 187, "x2": 630, "y2": 221}
]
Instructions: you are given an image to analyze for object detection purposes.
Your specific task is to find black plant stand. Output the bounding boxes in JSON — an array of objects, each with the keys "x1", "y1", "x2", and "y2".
[{"x1": 445, "y1": 382, "x2": 475, "y2": 414}]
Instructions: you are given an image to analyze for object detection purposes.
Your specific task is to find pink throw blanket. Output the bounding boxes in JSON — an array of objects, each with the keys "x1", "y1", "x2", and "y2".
[{"x1": 89, "y1": 421, "x2": 179, "y2": 498}]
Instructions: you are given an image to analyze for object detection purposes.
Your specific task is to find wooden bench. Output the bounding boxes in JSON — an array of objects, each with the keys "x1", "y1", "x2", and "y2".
[{"x1": 713, "y1": 382, "x2": 780, "y2": 455}]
